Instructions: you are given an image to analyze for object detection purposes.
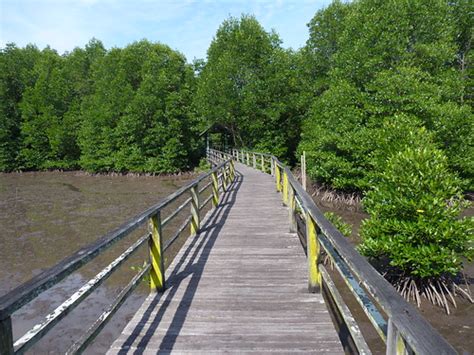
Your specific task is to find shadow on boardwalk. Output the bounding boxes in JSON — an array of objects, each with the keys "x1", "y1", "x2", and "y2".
[{"x1": 117, "y1": 172, "x2": 243, "y2": 354}]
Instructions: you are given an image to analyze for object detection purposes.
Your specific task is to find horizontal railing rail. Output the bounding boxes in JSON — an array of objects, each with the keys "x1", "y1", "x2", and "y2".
[
  {"x1": 0, "y1": 157, "x2": 235, "y2": 355},
  {"x1": 209, "y1": 148, "x2": 456, "y2": 355}
]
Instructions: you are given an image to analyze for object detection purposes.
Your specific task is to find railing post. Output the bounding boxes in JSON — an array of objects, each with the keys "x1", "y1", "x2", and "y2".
[
  {"x1": 302, "y1": 151, "x2": 307, "y2": 191},
  {"x1": 270, "y1": 158, "x2": 274, "y2": 176},
  {"x1": 275, "y1": 164, "x2": 282, "y2": 192},
  {"x1": 386, "y1": 318, "x2": 407, "y2": 355},
  {"x1": 190, "y1": 184, "x2": 200, "y2": 235},
  {"x1": 252, "y1": 153, "x2": 256, "y2": 168},
  {"x1": 225, "y1": 164, "x2": 231, "y2": 187},
  {"x1": 282, "y1": 169, "x2": 289, "y2": 205},
  {"x1": 222, "y1": 165, "x2": 228, "y2": 192},
  {"x1": 212, "y1": 170, "x2": 219, "y2": 207},
  {"x1": 288, "y1": 185, "x2": 296, "y2": 232},
  {"x1": 246, "y1": 152, "x2": 250, "y2": 165},
  {"x1": 261, "y1": 155, "x2": 265, "y2": 172},
  {"x1": 230, "y1": 159, "x2": 235, "y2": 181},
  {"x1": 305, "y1": 213, "x2": 321, "y2": 293},
  {"x1": 0, "y1": 317, "x2": 13, "y2": 355},
  {"x1": 149, "y1": 211, "x2": 165, "y2": 292}
]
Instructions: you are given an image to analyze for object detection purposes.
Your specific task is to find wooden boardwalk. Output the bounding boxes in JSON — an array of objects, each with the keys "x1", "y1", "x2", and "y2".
[{"x1": 108, "y1": 163, "x2": 344, "y2": 354}]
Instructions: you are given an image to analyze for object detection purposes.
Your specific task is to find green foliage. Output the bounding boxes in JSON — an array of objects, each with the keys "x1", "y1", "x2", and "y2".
[
  {"x1": 359, "y1": 145, "x2": 473, "y2": 278},
  {"x1": 303, "y1": 0, "x2": 352, "y2": 95},
  {"x1": 195, "y1": 15, "x2": 303, "y2": 163},
  {"x1": 79, "y1": 40, "x2": 196, "y2": 173},
  {"x1": 19, "y1": 47, "x2": 72, "y2": 169},
  {"x1": 0, "y1": 40, "x2": 106, "y2": 171},
  {"x1": 1, "y1": 3, "x2": 472, "y2": 187},
  {"x1": 195, "y1": 157, "x2": 211, "y2": 173},
  {"x1": 299, "y1": 80, "x2": 369, "y2": 191},
  {"x1": 0, "y1": 39, "x2": 197, "y2": 174},
  {"x1": 324, "y1": 212, "x2": 351, "y2": 237},
  {"x1": 0, "y1": 43, "x2": 40, "y2": 171},
  {"x1": 299, "y1": 0, "x2": 473, "y2": 191}
]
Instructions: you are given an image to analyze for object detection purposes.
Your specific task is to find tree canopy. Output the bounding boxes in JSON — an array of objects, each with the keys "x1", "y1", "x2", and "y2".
[
  {"x1": 0, "y1": 2, "x2": 472, "y2": 186},
  {"x1": 299, "y1": 0, "x2": 473, "y2": 191},
  {"x1": 194, "y1": 15, "x2": 304, "y2": 163},
  {"x1": 1, "y1": 39, "x2": 197, "y2": 173}
]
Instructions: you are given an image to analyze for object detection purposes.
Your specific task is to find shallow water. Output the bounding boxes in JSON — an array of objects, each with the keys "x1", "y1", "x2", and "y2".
[{"x1": 0, "y1": 171, "x2": 194, "y2": 354}]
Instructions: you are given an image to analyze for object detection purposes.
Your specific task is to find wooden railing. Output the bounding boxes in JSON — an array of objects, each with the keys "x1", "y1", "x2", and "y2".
[
  {"x1": 209, "y1": 148, "x2": 456, "y2": 355},
  {"x1": 0, "y1": 158, "x2": 235, "y2": 354}
]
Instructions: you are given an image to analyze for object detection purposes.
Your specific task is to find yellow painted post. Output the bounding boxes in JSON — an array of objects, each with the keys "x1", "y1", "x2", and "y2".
[
  {"x1": 190, "y1": 185, "x2": 200, "y2": 235},
  {"x1": 387, "y1": 319, "x2": 408, "y2": 355},
  {"x1": 282, "y1": 170, "x2": 289, "y2": 205},
  {"x1": 222, "y1": 165, "x2": 228, "y2": 191},
  {"x1": 275, "y1": 164, "x2": 282, "y2": 192},
  {"x1": 149, "y1": 212, "x2": 165, "y2": 292},
  {"x1": 261, "y1": 155, "x2": 265, "y2": 172},
  {"x1": 212, "y1": 171, "x2": 219, "y2": 207},
  {"x1": 225, "y1": 164, "x2": 231, "y2": 187},
  {"x1": 305, "y1": 213, "x2": 321, "y2": 293},
  {"x1": 230, "y1": 159, "x2": 235, "y2": 181},
  {"x1": 288, "y1": 185, "x2": 296, "y2": 232},
  {"x1": 0, "y1": 317, "x2": 14, "y2": 355}
]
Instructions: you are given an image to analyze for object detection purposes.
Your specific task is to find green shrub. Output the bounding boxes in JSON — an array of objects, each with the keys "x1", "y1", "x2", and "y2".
[
  {"x1": 324, "y1": 212, "x2": 352, "y2": 238},
  {"x1": 194, "y1": 157, "x2": 211, "y2": 173},
  {"x1": 359, "y1": 146, "x2": 473, "y2": 279}
]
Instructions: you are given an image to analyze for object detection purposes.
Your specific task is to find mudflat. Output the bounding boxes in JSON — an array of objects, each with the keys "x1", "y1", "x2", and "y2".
[{"x1": 0, "y1": 171, "x2": 194, "y2": 354}]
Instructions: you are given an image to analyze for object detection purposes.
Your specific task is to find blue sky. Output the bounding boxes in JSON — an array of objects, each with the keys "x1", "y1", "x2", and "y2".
[{"x1": 1, "y1": 0, "x2": 332, "y2": 61}]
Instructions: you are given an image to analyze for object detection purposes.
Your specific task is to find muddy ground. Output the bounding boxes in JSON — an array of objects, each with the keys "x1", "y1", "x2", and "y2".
[
  {"x1": 312, "y1": 188, "x2": 474, "y2": 354},
  {"x1": 0, "y1": 171, "x2": 472, "y2": 354},
  {"x1": 0, "y1": 171, "x2": 198, "y2": 354}
]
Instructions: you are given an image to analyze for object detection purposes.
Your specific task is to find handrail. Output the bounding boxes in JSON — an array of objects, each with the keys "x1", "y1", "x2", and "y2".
[
  {"x1": 210, "y1": 148, "x2": 456, "y2": 355},
  {"x1": 0, "y1": 157, "x2": 235, "y2": 354}
]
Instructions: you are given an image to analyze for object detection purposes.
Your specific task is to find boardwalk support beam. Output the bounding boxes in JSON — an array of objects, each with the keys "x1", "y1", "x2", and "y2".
[
  {"x1": 306, "y1": 213, "x2": 321, "y2": 293},
  {"x1": 0, "y1": 317, "x2": 13, "y2": 355},
  {"x1": 222, "y1": 166, "x2": 228, "y2": 192},
  {"x1": 230, "y1": 160, "x2": 235, "y2": 181},
  {"x1": 288, "y1": 185, "x2": 297, "y2": 232},
  {"x1": 149, "y1": 212, "x2": 165, "y2": 292},
  {"x1": 282, "y1": 170, "x2": 289, "y2": 205},
  {"x1": 275, "y1": 163, "x2": 282, "y2": 192},
  {"x1": 212, "y1": 171, "x2": 219, "y2": 207},
  {"x1": 191, "y1": 185, "x2": 200, "y2": 235},
  {"x1": 387, "y1": 318, "x2": 407, "y2": 355}
]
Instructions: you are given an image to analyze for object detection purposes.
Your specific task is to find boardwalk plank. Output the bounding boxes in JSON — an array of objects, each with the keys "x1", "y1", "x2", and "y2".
[{"x1": 108, "y1": 163, "x2": 344, "y2": 354}]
